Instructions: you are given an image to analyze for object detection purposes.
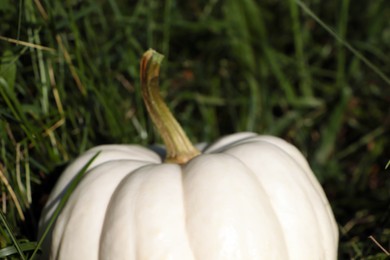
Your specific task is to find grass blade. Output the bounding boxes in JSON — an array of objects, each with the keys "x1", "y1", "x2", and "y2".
[
  {"x1": 336, "y1": 0, "x2": 350, "y2": 88},
  {"x1": 289, "y1": 0, "x2": 312, "y2": 97},
  {"x1": 315, "y1": 87, "x2": 351, "y2": 164},
  {"x1": 0, "y1": 166, "x2": 25, "y2": 221},
  {"x1": 0, "y1": 210, "x2": 26, "y2": 260},
  {"x1": 295, "y1": 0, "x2": 390, "y2": 86}
]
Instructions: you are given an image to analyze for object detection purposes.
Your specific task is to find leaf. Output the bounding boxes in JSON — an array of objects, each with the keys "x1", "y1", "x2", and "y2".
[
  {"x1": 0, "y1": 50, "x2": 17, "y2": 91},
  {"x1": 0, "y1": 241, "x2": 37, "y2": 258},
  {"x1": 0, "y1": 0, "x2": 13, "y2": 12}
]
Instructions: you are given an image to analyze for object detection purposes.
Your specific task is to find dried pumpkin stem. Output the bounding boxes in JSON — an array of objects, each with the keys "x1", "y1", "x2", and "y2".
[{"x1": 140, "y1": 49, "x2": 200, "y2": 164}]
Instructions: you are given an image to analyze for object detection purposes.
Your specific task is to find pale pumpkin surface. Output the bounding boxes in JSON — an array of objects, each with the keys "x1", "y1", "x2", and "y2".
[{"x1": 38, "y1": 132, "x2": 338, "y2": 260}]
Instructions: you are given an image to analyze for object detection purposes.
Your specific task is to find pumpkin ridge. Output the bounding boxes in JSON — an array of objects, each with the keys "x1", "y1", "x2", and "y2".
[
  {"x1": 86, "y1": 145, "x2": 162, "y2": 163},
  {"x1": 99, "y1": 163, "x2": 155, "y2": 259},
  {"x1": 203, "y1": 132, "x2": 258, "y2": 154},
  {"x1": 182, "y1": 153, "x2": 289, "y2": 258},
  {"x1": 232, "y1": 137, "x2": 339, "y2": 248},
  {"x1": 218, "y1": 151, "x2": 292, "y2": 255},
  {"x1": 224, "y1": 141, "x2": 337, "y2": 258},
  {"x1": 178, "y1": 163, "x2": 195, "y2": 257},
  {"x1": 52, "y1": 161, "x2": 150, "y2": 259}
]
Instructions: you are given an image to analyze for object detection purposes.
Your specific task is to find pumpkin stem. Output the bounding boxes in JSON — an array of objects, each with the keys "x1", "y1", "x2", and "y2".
[{"x1": 140, "y1": 49, "x2": 200, "y2": 164}]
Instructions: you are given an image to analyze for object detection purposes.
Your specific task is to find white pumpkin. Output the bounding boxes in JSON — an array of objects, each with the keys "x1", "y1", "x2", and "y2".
[{"x1": 38, "y1": 50, "x2": 338, "y2": 259}]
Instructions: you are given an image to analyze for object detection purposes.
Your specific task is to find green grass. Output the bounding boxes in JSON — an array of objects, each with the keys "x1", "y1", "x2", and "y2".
[{"x1": 0, "y1": 0, "x2": 389, "y2": 258}]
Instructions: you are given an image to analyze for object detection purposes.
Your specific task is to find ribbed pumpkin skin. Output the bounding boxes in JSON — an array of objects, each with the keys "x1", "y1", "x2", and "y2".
[{"x1": 38, "y1": 132, "x2": 338, "y2": 260}]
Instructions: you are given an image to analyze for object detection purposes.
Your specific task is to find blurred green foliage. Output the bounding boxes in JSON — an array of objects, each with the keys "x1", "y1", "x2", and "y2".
[{"x1": 0, "y1": 0, "x2": 389, "y2": 258}]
